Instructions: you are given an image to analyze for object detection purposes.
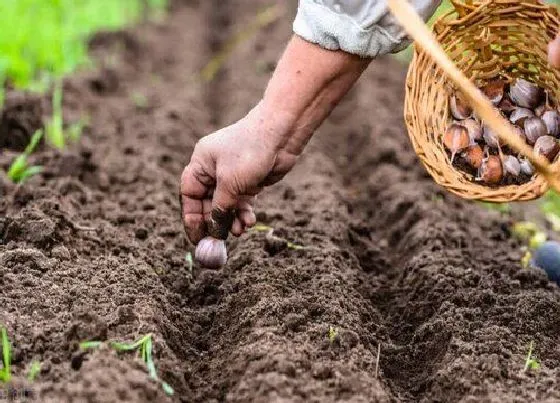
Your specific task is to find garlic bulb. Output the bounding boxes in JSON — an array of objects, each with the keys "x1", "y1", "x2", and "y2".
[
  {"x1": 510, "y1": 78, "x2": 541, "y2": 109},
  {"x1": 450, "y1": 93, "x2": 472, "y2": 120},
  {"x1": 443, "y1": 124, "x2": 470, "y2": 160},
  {"x1": 481, "y1": 79, "x2": 505, "y2": 106},
  {"x1": 535, "y1": 104, "x2": 550, "y2": 117},
  {"x1": 460, "y1": 118, "x2": 482, "y2": 143},
  {"x1": 534, "y1": 135, "x2": 560, "y2": 162},
  {"x1": 482, "y1": 125, "x2": 500, "y2": 148},
  {"x1": 502, "y1": 155, "x2": 521, "y2": 177},
  {"x1": 478, "y1": 155, "x2": 503, "y2": 184},
  {"x1": 542, "y1": 110, "x2": 560, "y2": 136},
  {"x1": 195, "y1": 236, "x2": 228, "y2": 269},
  {"x1": 519, "y1": 159, "x2": 535, "y2": 176},
  {"x1": 524, "y1": 117, "x2": 547, "y2": 145},
  {"x1": 510, "y1": 107, "x2": 534, "y2": 126}
]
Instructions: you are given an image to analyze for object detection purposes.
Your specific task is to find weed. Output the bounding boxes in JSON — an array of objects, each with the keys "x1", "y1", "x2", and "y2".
[
  {"x1": 185, "y1": 252, "x2": 193, "y2": 272},
  {"x1": 27, "y1": 361, "x2": 41, "y2": 382},
  {"x1": 523, "y1": 341, "x2": 541, "y2": 372},
  {"x1": 7, "y1": 129, "x2": 44, "y2": 184},
  {"x1": 0, "y1": 327, "x2": 12, "y2": 383},
  {"x1": 328, "y1": 326, "x2": 338, "y2": 344},
  {"x1": 80, "y1": 334, "x2": 173, "y2": 396}
]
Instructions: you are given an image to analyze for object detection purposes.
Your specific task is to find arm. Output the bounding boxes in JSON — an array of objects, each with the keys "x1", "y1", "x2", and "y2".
[{"x1": 180, "y1": 36, "x2": 370, "y2": 244}]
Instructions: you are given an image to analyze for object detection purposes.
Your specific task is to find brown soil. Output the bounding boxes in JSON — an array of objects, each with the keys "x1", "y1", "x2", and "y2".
[{"x1": 2, "y1": 1, "x2": 560, "y2": 402}]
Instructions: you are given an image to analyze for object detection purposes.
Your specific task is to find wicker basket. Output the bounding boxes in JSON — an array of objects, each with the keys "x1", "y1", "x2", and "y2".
[{"x1": 404, "y1": 0, "x2": 560, "y2": 202}]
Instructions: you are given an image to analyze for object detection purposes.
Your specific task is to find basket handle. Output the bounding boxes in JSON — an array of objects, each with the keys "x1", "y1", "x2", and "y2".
[{"x1": 387, "y1": 0, "x2": 560, "y2": 194}]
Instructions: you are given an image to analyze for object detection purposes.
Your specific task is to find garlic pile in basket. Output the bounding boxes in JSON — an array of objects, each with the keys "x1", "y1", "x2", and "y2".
[{"x1": 445, "y1": 77, "x2": 560, "y2": 186}]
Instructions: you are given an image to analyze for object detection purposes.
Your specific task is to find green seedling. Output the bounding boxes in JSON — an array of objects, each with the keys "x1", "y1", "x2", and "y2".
[
  {"x1": 27, "y1": 361, "x2": 41, "y2": 382},
  {"x1": 328, "y1": 326, "x2": 338, "y2": 344},
  {"x1": 131, "y1": 91, "x2": 148, "y2": 109},
  {"x1": 7, "y1": 129, "x2": 44, "y2": 184},
  {"x1": 185, "y1": 252, "x2": 193, "y2": 272},
  {"x1": 46, "y1": 81, "x2": 64, "y2": 148},
  {"x1": 0, "y1": 327, "x2": 12, "y2": 383},
  {"x1": 80, "y1": 334, "x2": 173, "y2": 396},
  {"x1": 524, "y1": 341, "x2": 541, "y2": 372}
]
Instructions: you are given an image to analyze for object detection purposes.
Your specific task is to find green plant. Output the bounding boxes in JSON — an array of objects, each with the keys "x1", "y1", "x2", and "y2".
[
  {"x1": 0, "y1": 327, "x2": 12, "y2": 383},
  {"x1": 328, "y1": 326, "x2": 338, "y2": 343},
  {"x1": 80, "y1": 334, "x2": 173, "y2": 396},
  {"x1": 7, "y1": 129, "x2": 44, "y2": 184},
  {"x1": 0, "y1": 1, "x2": 167, "y2": 91},
  {"x1": 27, "y1": 361, "x2": 41, "y2": 382},
  {"x1": 131, "y1": 91, "x2": 148, "y2": 109},
  {"x1": 524, "y1": 341, "x2": 541, "y2": 372}
]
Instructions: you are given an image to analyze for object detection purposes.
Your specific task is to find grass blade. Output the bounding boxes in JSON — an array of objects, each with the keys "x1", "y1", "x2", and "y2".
[{"x1": 0, "y1": 327, "x2": 11, "y2": 383}]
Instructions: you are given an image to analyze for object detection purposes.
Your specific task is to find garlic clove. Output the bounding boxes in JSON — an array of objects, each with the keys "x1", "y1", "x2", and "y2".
[
  {"x1": 519, "y1": 159, "x2": 535, "y2": 176},
  {"x1": 450, "y1": 93, "x2": 472, "y2": 120},
  {"x1": 542, "y1": 110, "x2": 560, "y2": 137},
  {"x1": 509, "y1": 107, "x2": 534, "y2": 127},
  {"x1": 462, "y1": 144, "x2": 483, "y2": 169},
  {"x1": 444, "y1": 124, "x2": 470, "y2": 160},
  {"x1": 478, "y1": 155, "x2": 503, "y2": 184},
  {"x1": 510, "y1": 78, "x2": 542, "y2": 109},
  {"x1": 482, "y1": 124, "x2": 500, "y2": 148},
  {"x1": 195, "y1": 236, "x2": 228, "y2": 269},
  {"x1": 535, "y1": 103, "x2": 550, "y2": 117},
  {"x1": 460, "y1": 118, "x2": 482, "y2": 143},
  {"x1": 524, "y1": 117, "x2": 548, "y2": 145},
  {"x1": 502, "y1": 155, "x2": 521, "y2": 177},
  {"x1": 498, "y1": 96, "x2": 517, "y2": 115},
  {"x1": 481, "y1": 79, "x2": 505, "y2": 106},
  {"x1": 534, "y1": 135, "x2": 560, "y2": 162}
]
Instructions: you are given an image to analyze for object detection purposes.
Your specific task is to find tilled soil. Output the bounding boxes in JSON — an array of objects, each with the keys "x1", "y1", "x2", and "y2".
[{"x1": 2, "y1": 1, "x2": 560, "y2": 402}]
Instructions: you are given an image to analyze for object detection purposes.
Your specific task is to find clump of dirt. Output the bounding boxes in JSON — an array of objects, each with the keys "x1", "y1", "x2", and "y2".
[{"x1": 1, "y1": 1, "x2": 560, "y2": 402}]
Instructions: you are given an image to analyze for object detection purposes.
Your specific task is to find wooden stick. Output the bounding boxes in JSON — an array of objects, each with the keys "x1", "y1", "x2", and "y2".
[{"x1": 387, "y1": 0, "x2": 560, "y2": 193}]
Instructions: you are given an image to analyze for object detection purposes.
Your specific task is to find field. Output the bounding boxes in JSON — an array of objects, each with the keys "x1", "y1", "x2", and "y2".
[{"x1": 2, "y1": 1, "x2": 560, "y2": 402}]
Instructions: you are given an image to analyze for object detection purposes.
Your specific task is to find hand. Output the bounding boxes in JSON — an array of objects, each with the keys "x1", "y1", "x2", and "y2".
[
  {"x1": 549, "y1": 34, "x2": 560, "y2": 68},
  {"x1": 180, "y1": 36, "x2": 370, "y2": 246},
  {"x1": 180, "y1": 103, "x2": 298, "y2": 244}
]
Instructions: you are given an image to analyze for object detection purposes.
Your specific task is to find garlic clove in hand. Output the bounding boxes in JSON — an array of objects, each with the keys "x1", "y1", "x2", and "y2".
[
  {"x1": 524, "y1": 117, "x2": 547, "y2": 145},
  {"x1": 195, "y1": 236, "x2": 228, "y2": 269},
  {"x1": 510, "y1": 78, "x2": 541, "y2": 109}
]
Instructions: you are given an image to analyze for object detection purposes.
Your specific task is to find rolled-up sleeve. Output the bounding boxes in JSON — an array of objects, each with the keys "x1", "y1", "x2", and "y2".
[{"x1": 293, "y1": 0, "x2": 441, "y2": 58}]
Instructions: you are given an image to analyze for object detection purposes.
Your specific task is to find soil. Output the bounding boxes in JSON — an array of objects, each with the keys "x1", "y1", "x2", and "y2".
[{"x1": 2, "y1": 1, "x2": 560, "y2": 402}]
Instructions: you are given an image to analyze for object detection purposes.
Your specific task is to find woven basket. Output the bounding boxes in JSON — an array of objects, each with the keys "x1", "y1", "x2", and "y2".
[{"x1": 404, "y1": 0, "x2": 560, "y2": 202}]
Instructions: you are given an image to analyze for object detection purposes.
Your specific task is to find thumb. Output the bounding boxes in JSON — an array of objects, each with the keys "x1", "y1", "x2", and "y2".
[{"x1": 208, "y1": 179, "x2": 238, "y2": 239}]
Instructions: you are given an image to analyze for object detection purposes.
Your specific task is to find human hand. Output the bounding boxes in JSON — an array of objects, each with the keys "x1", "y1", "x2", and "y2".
[
  {"x1": 548, "y1": 34, "x2": 560, "y2": 68},
  {"x1": 180, "y1": 103, "x2": 298, "y2": 245}
]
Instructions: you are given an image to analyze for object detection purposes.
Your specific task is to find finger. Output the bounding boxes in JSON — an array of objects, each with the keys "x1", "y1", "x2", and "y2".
[
  {"x1": 239, "y1": 209, "x2": 256, "y2": 228},
  {"x1": 549, "y1": 35, "x2": 560, "y2": 68},
  {"x1": 231, "y1": 218, "x2": 244, "y2": 236},
  {"x1": 180, "y1": 195, "x2": 206, "y2": 244},
  {"x1": 180, "y1": 162, "x2": 214, "y2": 243}
]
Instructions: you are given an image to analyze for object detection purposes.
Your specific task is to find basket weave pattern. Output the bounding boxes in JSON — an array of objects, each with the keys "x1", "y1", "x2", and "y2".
[{"x1": 405, "y1": 0, "x2": 560, "y2": 202}]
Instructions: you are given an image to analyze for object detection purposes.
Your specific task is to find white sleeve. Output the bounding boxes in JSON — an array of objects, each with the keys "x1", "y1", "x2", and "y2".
[{"x1": 293, "y1": 0, "x2": 441, "y2": 58}]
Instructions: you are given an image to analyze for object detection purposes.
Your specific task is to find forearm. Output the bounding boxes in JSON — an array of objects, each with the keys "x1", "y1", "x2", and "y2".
[{"x1": 257, "y1": 35, "x2": 371, "y2": 156}]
